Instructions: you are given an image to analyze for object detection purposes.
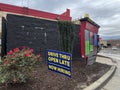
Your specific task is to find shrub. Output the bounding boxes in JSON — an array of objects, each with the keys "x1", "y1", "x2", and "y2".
[
  {"x1": 0, "y1": 46, "x2": 41, "y2": 84},
  {"x1": 58, "y1": 20, "x2": 74, "y2": 53}
]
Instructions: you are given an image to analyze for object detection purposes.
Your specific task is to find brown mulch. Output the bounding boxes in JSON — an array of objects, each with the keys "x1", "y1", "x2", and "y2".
[{"x1": 0, "y1": 59, "x2": 111, "y2": 90}]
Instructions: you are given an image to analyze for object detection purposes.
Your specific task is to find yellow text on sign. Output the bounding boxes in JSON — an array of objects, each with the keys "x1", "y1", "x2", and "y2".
[
  {"x1": 59, "y1": 59, "x2": 70, "y2": 67},
  {"x1": 48, "y1": 65, "x2": 57, "y2": 71},
  {"x1": 48, "y1": 57, "x2": 59, "y2": 63},
  {"x1": 59, "y1": 54, "x2": 70, "y2": 60},
  {"x1": 48, "y1": 65, "x2": 71, "y2": 76},
  {"x1": 48, "y1": 51, "x2": 58, "y2": 57},
  {"x1": 57, "y1": 67, "x2": 71, "y2": 76}
]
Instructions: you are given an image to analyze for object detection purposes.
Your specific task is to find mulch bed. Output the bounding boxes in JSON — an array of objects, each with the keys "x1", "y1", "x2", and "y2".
[{"x1": 0, "y1": 59, "x2": 111, "y2": 90}]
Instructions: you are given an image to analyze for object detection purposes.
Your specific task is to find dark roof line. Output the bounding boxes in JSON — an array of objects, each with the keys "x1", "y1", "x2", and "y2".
[{"x1": 80, "y1": 17, "x2": 100, "y2": 28}]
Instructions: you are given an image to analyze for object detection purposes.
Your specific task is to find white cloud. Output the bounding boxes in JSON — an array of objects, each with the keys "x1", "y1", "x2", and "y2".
[{"x1": 0, "y1": 0, "x2": 120, "y2": 40}]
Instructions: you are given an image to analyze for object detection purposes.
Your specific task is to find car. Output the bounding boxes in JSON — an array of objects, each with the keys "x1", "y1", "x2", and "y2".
[
  {"x1": 112, "y1": 46, "x2": 118, "y2": 50},
  {"x1": 103, "y1": 46, "x2": 108, "y2": 48}
]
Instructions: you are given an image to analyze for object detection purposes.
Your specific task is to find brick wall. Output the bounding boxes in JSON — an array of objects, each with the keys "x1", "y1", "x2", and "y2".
[
  {"x1": 1, "y1": 14, "x2": 81, "y2": 59},
  {"x1": 5, "y1": 14, "x2": 59, "y2": 57}
]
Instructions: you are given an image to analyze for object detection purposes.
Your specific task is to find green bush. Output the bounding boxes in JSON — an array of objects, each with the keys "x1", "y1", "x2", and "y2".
[
  {"x1": 58, "y1": 21, "x2": 74, "y2": 53},
  {"x1": 0, "y1": 46, "x2": 41, "y2": 84}
]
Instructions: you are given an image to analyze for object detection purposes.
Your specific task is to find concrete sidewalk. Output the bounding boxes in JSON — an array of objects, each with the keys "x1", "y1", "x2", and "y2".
[
  {"x1": 99, "y1": 54, "x2": 120, "y2": 90},
  {"x1": 96, "y1": 55, "x2": 117, "y2": 66},
  {"x1": 83, "y1": 54, "x2": 116, "y2": 90}
]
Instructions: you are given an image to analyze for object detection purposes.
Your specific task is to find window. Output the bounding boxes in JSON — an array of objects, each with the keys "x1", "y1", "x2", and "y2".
[
  {"x1": 85, "y1": 30, "x2": 90, "y2": 55},
  {"x1": 90, "y1": 32, "x2": 94, "y2": 51},
  {"x1": 85, "y1": 30, "x2": 95, "y2": 55}
]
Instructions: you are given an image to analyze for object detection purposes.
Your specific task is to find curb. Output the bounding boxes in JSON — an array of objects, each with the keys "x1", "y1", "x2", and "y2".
[
  {"x1": 83, "y1": 55, "x2": 116, "y2": 90},
  {"x1": 97, "y1": 54, "x2": 117, "y2": 64}
]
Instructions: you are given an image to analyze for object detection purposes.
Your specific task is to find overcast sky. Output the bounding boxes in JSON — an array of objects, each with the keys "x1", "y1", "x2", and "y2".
[{"x1": 0, "y1": 0, "x2": 120, "y2": 40}]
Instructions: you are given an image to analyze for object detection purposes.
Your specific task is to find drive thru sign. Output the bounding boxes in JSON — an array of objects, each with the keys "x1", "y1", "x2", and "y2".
[{"x1": 47, "y1": 50, "x2": 72, "y2": 78}]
